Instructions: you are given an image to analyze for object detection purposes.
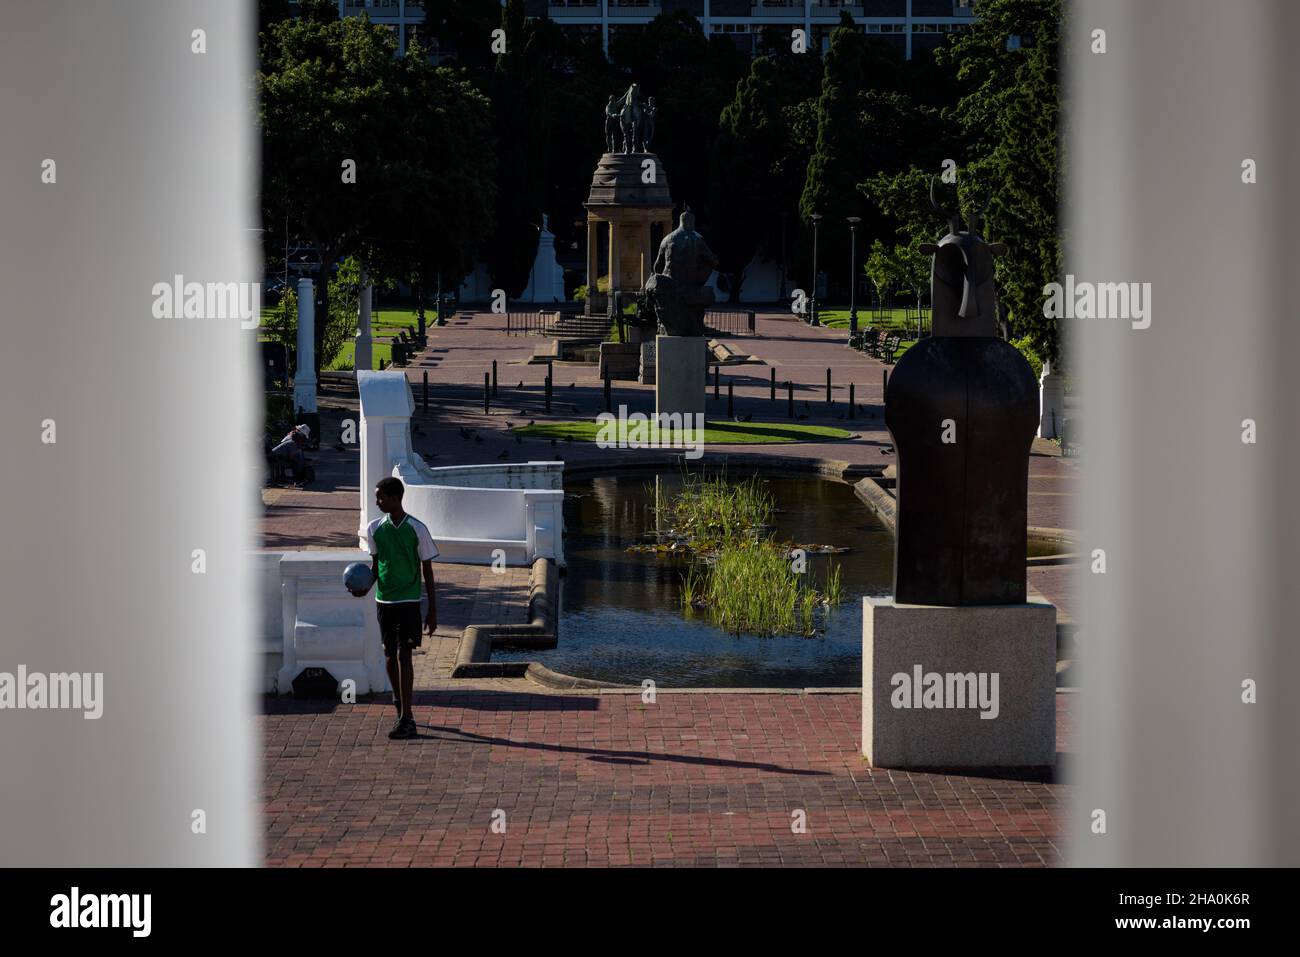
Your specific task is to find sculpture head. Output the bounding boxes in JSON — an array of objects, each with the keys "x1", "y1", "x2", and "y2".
[
  {"x1": 678, "y1": 208, "x2": 696, "y2": 232},
  {"x1": 921, "y1": 177, "x2": 1007, "y2": 337}
]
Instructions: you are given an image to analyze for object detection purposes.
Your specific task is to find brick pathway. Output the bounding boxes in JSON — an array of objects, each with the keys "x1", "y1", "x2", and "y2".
[
  {"x1": 263, "y1": 690, "x2": 1069, "y2": 867},
  {"x1": 260, "y1": 311, "x2": 1076, "y2": 866}
]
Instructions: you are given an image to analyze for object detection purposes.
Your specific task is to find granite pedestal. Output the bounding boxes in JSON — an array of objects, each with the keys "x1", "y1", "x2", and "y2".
[
  {"x1": 862, "y1": 595, "x2": 1057, "y2": 767},
  {"x1": 655, "y1": 335, "x2": 705, "y2": 422}
]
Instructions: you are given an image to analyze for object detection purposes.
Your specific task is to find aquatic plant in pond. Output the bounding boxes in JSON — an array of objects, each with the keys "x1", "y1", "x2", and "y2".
[
  {"x1": 652, "y1": 472, "x2": 774, "y2": 549},
  {"x1": 637, "y1": 472, "x2": 845, "y2": 636}
]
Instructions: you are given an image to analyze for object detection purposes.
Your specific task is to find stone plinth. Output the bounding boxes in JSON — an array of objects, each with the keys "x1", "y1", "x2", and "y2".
[
  {"x1": 639, "y1": 339, "x2": 656, "y2": 384},
  {"x1": 862, "y1": 595, "x2": 1057, "y2": 767},
  {"x1": 655, "y1": 336, "x2": 705, "y2": 422},
  {"x1": 598, "y1": 341, "x2": 640, "y2": 381}
]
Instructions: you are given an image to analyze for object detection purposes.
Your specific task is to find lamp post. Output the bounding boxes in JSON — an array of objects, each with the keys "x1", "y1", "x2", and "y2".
[
  {"x1": 809, "y1": 212, "x2": 822, "y2": 326},
  {"x1": 846, "y1": 216, "x2": 861, "y2": 334}
]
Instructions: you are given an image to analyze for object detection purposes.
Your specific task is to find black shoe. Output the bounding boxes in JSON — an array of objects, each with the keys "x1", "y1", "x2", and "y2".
[
  {"x1": 386, "y1": 718, "x2": 407, "y2": 739},
  {"x1": 393, "y1": 715, "x2": 418, "y2": 740}
]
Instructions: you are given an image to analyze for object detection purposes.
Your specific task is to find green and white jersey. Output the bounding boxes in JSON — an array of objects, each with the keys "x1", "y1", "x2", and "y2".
[{"x1": 366, "y1": 513, "x2": 438, "y2": 603}]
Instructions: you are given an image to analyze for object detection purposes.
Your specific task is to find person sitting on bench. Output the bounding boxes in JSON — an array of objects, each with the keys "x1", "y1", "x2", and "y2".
[{"x1": 270, "y1": 424, "x2": 311, "y2": 480}]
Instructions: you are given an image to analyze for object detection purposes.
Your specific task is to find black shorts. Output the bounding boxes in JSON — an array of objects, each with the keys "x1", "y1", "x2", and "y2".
[{"x1": 377, "y1": 602, "x2": 423, "y2": 656}]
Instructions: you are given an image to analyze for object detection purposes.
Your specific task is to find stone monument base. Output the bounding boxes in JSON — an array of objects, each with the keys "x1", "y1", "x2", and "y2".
[
  {"x1": 862, "y1": 595, "x2": 1056, "y2": 767},
  {"x1": 639, "y1": 340, "x2": 656, "y2": 385},
  {"x1": 655, "y1": 335, "x2": 705, "y2": 422}
]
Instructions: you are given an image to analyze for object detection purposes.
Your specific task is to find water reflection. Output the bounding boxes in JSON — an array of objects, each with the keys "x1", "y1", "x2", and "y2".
[{"x1": 495, "y1": 471, "x2": 895, "y2": 687}]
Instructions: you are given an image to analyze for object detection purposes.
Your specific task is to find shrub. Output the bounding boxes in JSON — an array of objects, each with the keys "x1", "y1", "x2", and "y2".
[
  {"x1": 1010, "y1": 334, "x2": 1043, "y2": 380},
  {"x1": 265, "y1": 258, "x2": 363, "y2": 371}
]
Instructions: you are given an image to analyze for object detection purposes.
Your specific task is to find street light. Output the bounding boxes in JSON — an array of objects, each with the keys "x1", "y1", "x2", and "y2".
[
  {"x1": 809, "y1": 213, "x2": 823, "y2": 326},
  {"x1": 846, "y1": 216, "x2": 862, "y2": 334}
]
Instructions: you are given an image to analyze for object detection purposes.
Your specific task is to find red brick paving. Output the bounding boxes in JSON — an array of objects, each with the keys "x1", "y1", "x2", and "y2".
[
  {"x1": 261, "y1": 311, "x2": 1076, "y2": 867},
  {"x1": 263, "y1": 690, "x2": 1069, "y2": 867}
]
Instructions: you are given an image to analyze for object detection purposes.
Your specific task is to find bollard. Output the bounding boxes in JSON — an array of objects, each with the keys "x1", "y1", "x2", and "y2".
[
  {"x1": 770, "y1": 367, "x2": 776, "y2": 402},
  {"x1": 484, "y1": 373, "x2": 490, "y2": 414},
  {"x1": 727, "y1": 380, "x2": 734, "y2": 419},
  {"x1": 826, "y1": 368, "x2": 832, "y2": 405},
  {"x1": 545, "y1": 371, "x2": 552, "y2": 413},
  {"x1": 604, "y1": 370, "x2": 611, "y2": 413},
  {"x1": 423, "y1": 371, "x2": 429, "y2": 412},
  {"x1": 713, "y1": 365, "x2": 720, "y2": 400},
  {"x1": 492, "y1": 359, "x2": 498, "y2": 397},
  {"x1": 787, "y1": 381, "x2": 794, "y2": 419},
  {"x1": 849, "y1": 383, "x2": 855, "y2": 419}
]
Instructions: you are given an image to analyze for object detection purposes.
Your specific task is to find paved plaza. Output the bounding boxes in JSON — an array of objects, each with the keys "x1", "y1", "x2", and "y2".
[{"x1": 260, "y1": 309, "x2": 1077, "y2": 867}]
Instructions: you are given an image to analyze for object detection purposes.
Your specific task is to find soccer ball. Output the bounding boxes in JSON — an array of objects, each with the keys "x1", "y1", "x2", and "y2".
[{"x1": 343, "y1": 562, "x2": 374, "y2": 596}]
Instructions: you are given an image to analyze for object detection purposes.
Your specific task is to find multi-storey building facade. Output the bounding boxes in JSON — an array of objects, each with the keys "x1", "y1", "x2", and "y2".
[{"x1": 325, "y1": 0, "x2": 977, "y2": 60}]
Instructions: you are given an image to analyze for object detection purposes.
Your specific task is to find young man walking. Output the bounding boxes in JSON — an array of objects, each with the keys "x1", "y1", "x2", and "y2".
[{"x1": 356, "y1": 476, "x2": 438, "y2": 740}]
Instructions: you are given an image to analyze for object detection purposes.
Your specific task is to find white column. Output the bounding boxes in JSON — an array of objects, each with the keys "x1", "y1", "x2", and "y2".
[
  {"x1": 356, "y1": 370, "x2": 415, "y2": 546},
  {"x1": 294, "y1": 276, "x2": 317, "y2": 414},
  {"x1": 355, "y1": 276, "x2": 373, "y2": 373},
  {"x1": 1038, "y1": 359, "x2": 1066, "y2": 439}
]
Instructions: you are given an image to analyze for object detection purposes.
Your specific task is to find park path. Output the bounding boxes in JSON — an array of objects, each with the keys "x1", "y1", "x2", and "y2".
[
  {"x1": 259, "y1": 308, "x2": 1078, "y2": 867},
  {"x1": 263, "y1": 689, "x2": 1069, "y2": 867}
]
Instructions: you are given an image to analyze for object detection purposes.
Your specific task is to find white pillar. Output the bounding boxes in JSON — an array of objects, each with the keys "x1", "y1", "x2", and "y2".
[
  {"x1": 294, "y1": 277, "x2": 317, "y2": 414},
  {"x1": 1038, "y1": 359, "x2": 1066, "y2": 439},
  {"x1": 355, "y1": 278, "x2": 373, "y2": 373},
  {"x1": 356, "y1": 371, "x2": 415, "y2": 547}
]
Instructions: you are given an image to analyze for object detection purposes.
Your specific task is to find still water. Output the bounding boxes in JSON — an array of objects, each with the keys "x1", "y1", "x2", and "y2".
[{"x1": 494, "y1": 471, "x2": 895, "y2": 687}]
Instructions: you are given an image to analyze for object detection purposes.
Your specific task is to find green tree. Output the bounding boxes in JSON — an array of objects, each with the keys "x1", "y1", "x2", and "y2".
[
  {"x1": 361, "y1": 51, "x2": 498, "y2": 320},
  {"x1": 863, "y1": 238, "x2": 899, "y2": 312},
  {"x1": 260, "y1": 1, "x2": 495, "y2": 369},
  {"x1": 893, "y1": 237, "x2": 931, "y2": 324},
  {"x1": 709, "y1": 52, "x2": 821, "y2": 301},
  {"x1": 801, "y1": 13, "x2": 870, "y2": 229},
  {"x1": 269, "y1": 256, "x2": 362, "y2": 371},
  {"x1": 483, "y1": 0, "x2": 551, "y2": 298},
  {"x1": 935, "y1": 0, "x2": 1062, "y2": 363}
]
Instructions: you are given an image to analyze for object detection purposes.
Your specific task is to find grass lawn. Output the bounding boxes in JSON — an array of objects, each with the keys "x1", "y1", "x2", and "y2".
[
  {"x1": 513, "y1": 419, "x2": 855, "y2": 445},
  {"x1": 256, "y1": 305, "x2": 429, "y2": 370},
  {"x1": 816, "y1": 307, "x2": 927, "y2": 331},
  {"x1": 808, "y1": 308, "x2": 919, "y2": 362}
]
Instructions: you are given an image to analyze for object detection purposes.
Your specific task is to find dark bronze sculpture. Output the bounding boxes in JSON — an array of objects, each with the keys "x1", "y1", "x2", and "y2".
[
  {"x1": 642, "y1": 97, "x2": 657, "y2": 151},
  {"x1": 618, "y1": 84, "x2": 643, "y2": 154},
  {"x1": 884, "y1": 178, "x2": 1039, "y2": 606},
  {"x1": 604, "y1": 86, "x2": 657, "y2": 154},
  {"x1": 604, "y1": 95, "x2": 621, "y2": 153},
  {"x1": 642, "y1": 209, "x2": 717, "y2": 337}
]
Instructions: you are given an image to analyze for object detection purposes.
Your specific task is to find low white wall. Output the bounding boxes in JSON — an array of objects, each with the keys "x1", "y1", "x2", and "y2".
[
  {"x1": 358, "y1": 371, "x2": 566, "y2": 567},
  {"x1": 401, "y1": 458, "x2": 564, "y2": 491},
  {"x1": 256, "y1": 550, "x2": 390, "y2": 696}
]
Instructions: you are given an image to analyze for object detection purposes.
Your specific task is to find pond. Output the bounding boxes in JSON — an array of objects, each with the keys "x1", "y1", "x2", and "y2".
[{"x1": 493, "y1": 471, "x2": 895, "y2": 688}]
